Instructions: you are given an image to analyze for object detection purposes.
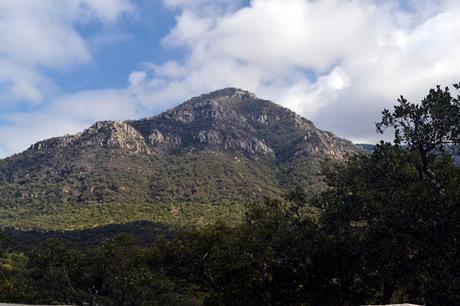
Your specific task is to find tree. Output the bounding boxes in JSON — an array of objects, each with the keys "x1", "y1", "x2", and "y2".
[
  {"x1": 27, "y1": 239, "x2": 92, "y2": 304},
  {"x1": 94, "y1": 234, "x2": 184, "y2": 306},
  {"x1": 377, "y1": 83, "x2": 460, "y2": 193},
  {"x1": 0, "y1": 231, "x2": 31, "y2": 303},
  {"x1": 317, "y1": 83, "x2": 460, "y2": 305}
]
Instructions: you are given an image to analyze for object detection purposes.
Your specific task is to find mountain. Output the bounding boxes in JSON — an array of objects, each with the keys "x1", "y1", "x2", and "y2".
[
  {"x1": 356, "y1": 143, "x2": 375, "y2": 152},
  {"x1": 0, "y1": 88, "x2": 360, "y2": 208}
]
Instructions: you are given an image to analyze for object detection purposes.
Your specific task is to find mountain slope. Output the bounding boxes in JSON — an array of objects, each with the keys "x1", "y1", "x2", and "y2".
[{"x1": 0, "y1": 88, "x2": 360, "y2": 207}]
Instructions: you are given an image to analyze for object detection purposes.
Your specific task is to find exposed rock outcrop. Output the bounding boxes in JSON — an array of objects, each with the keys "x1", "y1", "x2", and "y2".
[{"x1": 27, "y1": 88, "x2": 358, "y2": 160}]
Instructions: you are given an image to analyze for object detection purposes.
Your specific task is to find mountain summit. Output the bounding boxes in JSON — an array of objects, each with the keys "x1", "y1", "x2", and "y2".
[{"x1": 0, "y1": 88, "x2": 360, "y2": 205}]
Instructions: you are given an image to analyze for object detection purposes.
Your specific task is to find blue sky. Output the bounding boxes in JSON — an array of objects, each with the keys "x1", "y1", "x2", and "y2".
[
  {"x1": 57, "y1": 1, "x2": 175, "y2": 91},
  {"x1": 1, "y1": 0, "x2": 460, "y2": 157}
]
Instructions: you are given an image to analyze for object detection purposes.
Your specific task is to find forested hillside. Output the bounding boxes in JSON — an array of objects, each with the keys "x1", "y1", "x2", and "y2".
[
  {"x1": 0, "y1": 89, "x2": 358, "y2": 206},
  {"x1": 2, "y1": 84, "x2": 460, "y2": 305}
]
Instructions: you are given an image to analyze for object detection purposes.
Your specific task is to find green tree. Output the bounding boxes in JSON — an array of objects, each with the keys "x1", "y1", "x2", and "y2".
[
  {"x1": 377, "y1": 83, "x2": 460, "y2": 192},
  {"x1": 94, "y1": 234, "x2": 182, "y2": 306},
  {"x1": 0, "y1": 231, "x2": 31, "y2": 303},
  {"x1": 28, "y1": 239, "x2": 92, "y2": 304},
  {"x1": 318, "y1": 83, "x2": 460, "y2": 305}
]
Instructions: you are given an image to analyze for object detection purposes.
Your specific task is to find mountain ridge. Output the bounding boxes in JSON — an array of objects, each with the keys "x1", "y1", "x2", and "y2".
[
  {"x1": 0, "y1": 88, "x2": 361, "y2": 207},
  {"x1": 25, "y1": 88, "x2": 356, "y2": 161}
]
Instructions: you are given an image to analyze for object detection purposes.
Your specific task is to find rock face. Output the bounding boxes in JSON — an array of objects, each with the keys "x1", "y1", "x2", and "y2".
[
  {"x1": 31, "y1": 121, "x2": 151, "y2": 154},
  {"x1": 80, "y1": 121, "x2": 151, "y2": 154},
  {"x1": 0, "y1": 88, "x2": 361, "y2": 205}
]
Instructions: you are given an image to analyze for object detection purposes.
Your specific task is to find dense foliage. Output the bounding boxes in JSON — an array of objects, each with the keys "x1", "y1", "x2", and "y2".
[{"x1": 2, "y1": 84, "x2": 460, "y2": 305}]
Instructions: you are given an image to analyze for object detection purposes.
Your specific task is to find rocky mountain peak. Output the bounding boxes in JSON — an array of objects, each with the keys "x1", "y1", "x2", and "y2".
[
  {"x1": 26, "y1": 88, "x2": 360, "y2": 161},
  {"x1": 5, "y1": 88, "x2": 363, "y2": 206},
  {"x1": 199, "y1": 87, "x2": 258, "y2": 100},
  {"x1": 155, "y1": 88, "x2": 258, "y2": 124},
  {"x1": 80, "y1": 121, "x2": 151, "y2": 154},
  {"x1": 28, "y1": 120, "x2": 151, "y2": 154},
  {"x1": 29, "y1": 133, "x2": 81, "y2": 151}
]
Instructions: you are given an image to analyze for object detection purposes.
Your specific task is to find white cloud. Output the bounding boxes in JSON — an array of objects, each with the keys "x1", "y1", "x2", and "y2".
[
  {"x1": 0, "y1": 88, "x2": 138, "y2": 157},
  {"x1": 51, "y1": 89, "x2": 138, "y2": 122},
  {"x1": 0, "y1": 60, "x2": 55, "y2": 104},
  {"x1": 133, "y1": 0, "x2": 460, "y2": 144},
  {"x1": 311, "y1": 4, "x2": 460, "y2": 141},
  {"x1": 0, "y1": 0, "x2": 135, "y2": 104}
]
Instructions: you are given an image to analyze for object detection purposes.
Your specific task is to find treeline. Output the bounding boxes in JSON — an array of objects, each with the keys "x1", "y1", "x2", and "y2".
[{"x1": 2, "y1": 84, "x2": 460, "y2": 305}]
